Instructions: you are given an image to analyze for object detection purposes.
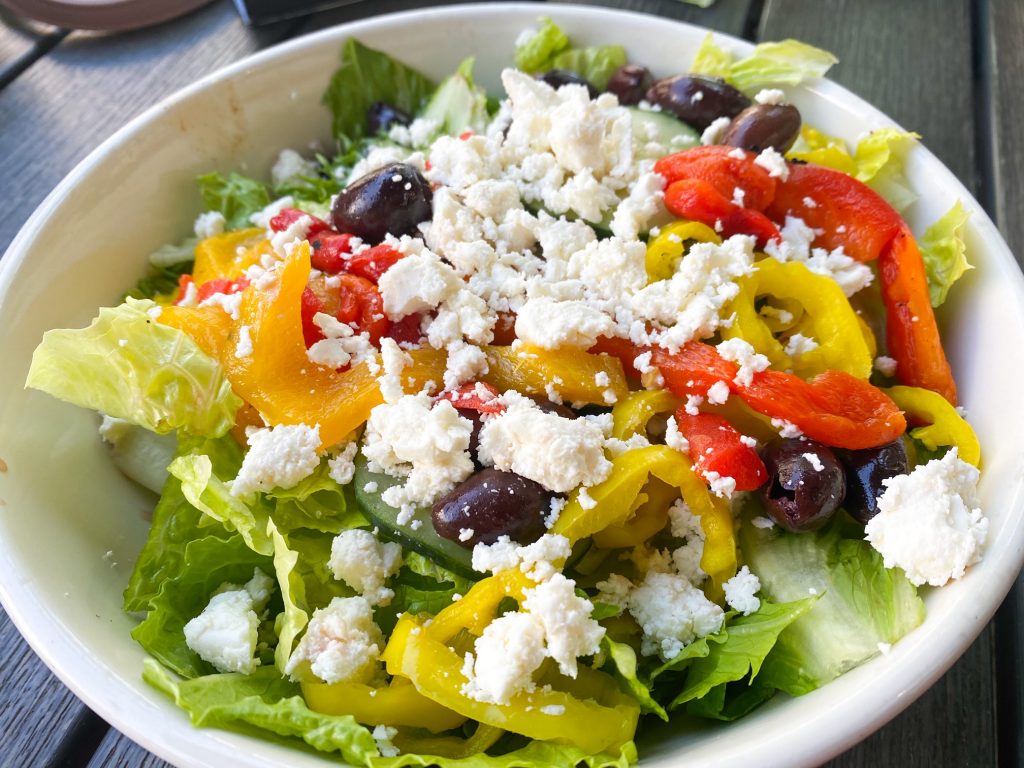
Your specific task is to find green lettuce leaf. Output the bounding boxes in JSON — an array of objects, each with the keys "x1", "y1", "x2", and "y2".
[
  {"x1": 143, "y1": 659, "x2": 379, "y2": 763},
  {"x1": 418, "y1": 58, "x2": 490, "y2": 139},
  {"x1": 514, "y1": 17, "x2": 627, "y2": 90},
  {"x1": 196, "y1": 172, "x2": 270, "y2": 230},
  {"x1": 741, "y1": 516, "x2": 925, "y2": 696},
  {"x1": 268, "y1": 519, "x2": 308, "y2": 674},
  {"x1": 373, "y1": 740, "x2": 638, "y2": 768},
  {"x1": 919, "y1": 201, "x2": 972, "y2": 307},
  {"x1": 266, "y1": 460, "x2": 368, "y2": 534},
  {"x1": 131, "y1": 535, "x2": 272, "y2": 678},
  {"x1": 683, "y1": 676, "x2": 777, "y2": 721},
  {"x1": 600, "y1": 637, "x2": 667, "y2": 720},
  {"x1": 854, "y1": 129, "x2": 920, "y2": 211},
  {"x1": 26, "y1": 298, "x2": 242, "y2": 438},
  {"x1": 690, "y1": 36, "x2": 837, "y2": 92},
  {"x1": 323, "y1": 38, "x2": 436, "y2": 147}
]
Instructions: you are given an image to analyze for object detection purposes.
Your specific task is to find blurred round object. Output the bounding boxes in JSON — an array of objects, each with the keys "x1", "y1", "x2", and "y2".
[{"x1": 0, "y1": 0, "x2": 214, "y2": 32}]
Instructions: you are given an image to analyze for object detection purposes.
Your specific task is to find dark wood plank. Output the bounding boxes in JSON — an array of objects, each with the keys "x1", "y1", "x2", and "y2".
[
  {"x1": 538, "y1": 0, "x2": 756, "y2": 35},
  {"x1": 86, "y1": 728, "x2": 172, "y2": 768},
  {"x1": 758, "y1": 2, "x2": 996, "y2": 767}
]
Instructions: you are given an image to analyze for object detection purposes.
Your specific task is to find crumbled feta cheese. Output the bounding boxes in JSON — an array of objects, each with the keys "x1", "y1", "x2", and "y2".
[
  {"x1": 701, "y1": 116, "x2": 731, "y2": 146},
  {"x1": 739, "y1": 435, "x2": 758, "y2": 449},
  {"x1": 477, "y1": 392, "x2": 611, "y2": 493},
  {"x1": 378, "y1": 337, "x2": 412, "y2": 404},
  {"x1": 874, "y1": 355, "x2": 899, "y2": 377},
  {"x1": 285, "y1": 596, "x2": 383, "y2": 684},
  {"x1": 232, "y1": 423, "x2": 321, "y2": 497},
  {"x1": 628, "y1": 571, "x2": 724, "y2": 660},
  {"x1": 784, "y1": 333, "x2": 819, "y2": 359},
  {"x1": 462, "y1": 611, "x2": 547, "y2": 704},
  {"x1": 865, "y1": 449, "x2": 987, "y2": 587},
  {"x1": 754, "y1": 147, "x2": 790, "y2": 180},
  {"x1": 329, "y1": 529, "x2": 403, "y2": 606},
  {"x1": 703, "y1": 470, "x2": 737, "y2": 499},
  {"x1": 249, "y1": 195, "x2": 294, "y2": 229},
  {"x1": 764, "y1": 216, "x2": 874, "y2": 297},
  {"x1": 877, "y1": 642, "x2": 892, "y2": 655},
  {"x1": 471, "y1": 533, "x2": 571, "y2": 581},
  {"x1": 522, "y1": 573, "x2": 605, "y2": 677},
  {"x1": 610, "y1": 170, "x2": 666, "y2": 241},
  {"x1": 803, "y1": 452, "x2": 825, "y2": 472},
  {"x1": 706, "y1": 379, "x2": 730, "y2": 404},
  {"x1": 193, "y1": 210, "x2": 225, "y2": 240},
  {"x1": 372, "y1": 725, "x2": 400, "y2": 758},
  {"x1": 514, "y1": 297, "x2": 614, "y2": 350},
  {"x1": 665, "y1": 415, "x2": 690, "y2": 454},
  {"x1": 271, "y1": 148, "x2": 316, "y2": 188},
  {"x1": 751, "y1": 515, "x2": 775, "y2": 529},
  {"x1": 443, "y1": 339, "x2": 489, "y2": 391},
  {"x1": 362, "y1": 394, "x2": 474, "y2": 517},
  {"x1": 754, "y1": 88, "x2": 786, "y2": 106},
  {"x1": 595, "y1": 573, "x2": 633, "y2": 609},
  {"x1": 723, "y1": 565, "x2": 761, "y2": 615},
  {"x1": 327, "y1": 440, "x2": 358, "y2": 486},
  {"x1": 540, "y1": 704, "x2": 566, "y2": 716},
  {"x1": 458, "y1": 527, "x2": 475, "y2": 542},
  {"x1": 716, "y1": 337, "x2": 771, "y2": 387},
  {"x1": 183, "y1": 569, "x2": 273, "y2": 674},
  {"x1": 545, "y1": 496, "x2": 567, "y2": 529},
  {"x1": 199, "y1": 290, "x2": 244, "y2": 320},
  {"x1": 771, "y1": 418, "x2": 803, "y2": 438},
  {"x1": 307, "y1": 312, "x2": 375, "y2": 370}
]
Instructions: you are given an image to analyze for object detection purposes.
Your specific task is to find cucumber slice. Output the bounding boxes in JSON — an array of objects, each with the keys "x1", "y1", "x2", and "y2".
[
  {"x1": 353, "y1": 457, "x2": 477, "y2": 580},
  {"x1": 628, "y1": 106, "x2": 700, "y2": 160}
]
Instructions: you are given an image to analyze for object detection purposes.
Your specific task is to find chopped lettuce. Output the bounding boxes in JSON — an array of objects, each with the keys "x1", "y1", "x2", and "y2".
[
  {"x1": 266, "y1": 459, "x2": 368, "y2": 534},
  {"x1": 600, "y1": 637, "x2": 668, "y2": 720},
  {"x1": 323, "y1": 38, "x2": 436, "y2": 147},
  {"x1": 919, "y1": 201, "x2": 972, "y2": 306},
  {"x1": 196, "y1": 172, "x2": 270, "y2": 230},
  {"x1": 268, "y1": 519, "x2": 309, "y2": 674},
  {"x1": 143, "y1": 659, "x2": 380, "y2": 763},
  {"x1": 514, "y1": 17, "x2": 627, "y2": 90},
  {"x1": 26, "y1": 298, "x2": 242, "y2": 438},
  {"x1": 419, "y1": 58, "x2": 491, "y2": 139},
  {"x1": 690, "y1": 35, "x2": 837, "y2": 92},
  {"x1": 741, "y1": 516, "x2": 925, "y2": 696}
]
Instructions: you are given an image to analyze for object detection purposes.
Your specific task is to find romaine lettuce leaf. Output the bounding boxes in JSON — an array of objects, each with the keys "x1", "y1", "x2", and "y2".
[
  {"x1": 268, "y1": 519, "x2": 308, "y2": 674},
  {"x1": 600, "y1": 637, "x2": 667, "y2": 720},
  {"x1": 690, "y1": 36, "x2": 837, "y2": 92},
  {"x1": 266, "y1": 459, "x2": 368, "y2": 534},
  {"x1": 919, "y1": 201, "x2": 972, "y2": 307},
  {"x1": 514, "y1": 17, "x2": 569, "y2": 73},
  {"x1": 196, "y1": 171, "x2": 270, "y2": 230},
  {"x1": 26, "y1": 298, "x2": 242, "y2": 438},
  {"x1": 419, "y1": 58, "x2": 490, "y2": 139},
  {"x1": 514, "y1": 17, "x2": 627, "y2": 89},
  {"x1": 143, "y1": 659, "x2": 379, "y2": 763},
  {"x1": 323, "y1": 38, "x2": 436, "y2": 147},
  {"x1": 131, "y1": 534, "x2": 272, "y2": 678},
  {"x1": 740, "y1": 516, "x2": 925, "y2": 696}
]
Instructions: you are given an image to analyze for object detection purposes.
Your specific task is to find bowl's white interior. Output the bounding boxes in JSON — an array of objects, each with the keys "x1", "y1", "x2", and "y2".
[{"x1": 1, "y1": 5, "x2": 1023, "y2": 767}]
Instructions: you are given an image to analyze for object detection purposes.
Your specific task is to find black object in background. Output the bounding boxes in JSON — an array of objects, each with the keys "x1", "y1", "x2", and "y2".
[{"x1": 233, "y1": 0, "x2": 370, "y2": 25}]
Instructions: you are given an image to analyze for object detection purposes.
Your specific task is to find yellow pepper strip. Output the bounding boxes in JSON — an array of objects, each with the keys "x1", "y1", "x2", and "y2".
[
  {"x1": 645, "y1": 220, "x2": 721, "y2": 283},
  {"x1": 160, "y1": 243, "x2": 447, "y2": 447},
  {"x1": 723, "y1": 258, "x2": 872, "y2": 379},
  {"x1": 700, "y1": 398, "x2": 778, "y2": 444},
  {"x1": 483, "y1": 344, "x2": 627, "y2": 405},
  {"x1": 425, "y1": 570, "x2": 533, "y2": 642},
  {"x1": 300, "y1": 679, "x2": 467, "y2": 732},
  {"x1": 884, "y1": 386, "x2": 981, "y2": 466},
  {"x1": 758, "y1": 297, "x2": 804, "y2": 334},
  {"x1": 192, "y1": 228, "x2": 271, "y2": 285},
  {"x1": 552, "y1": 446, "x2": 736, "y2": 593},
  {"x1": 391, "y1": 724, "x2": 505, "y2": 760},
  {"x1": 786, "y1": 126, "x2": 857, "y2": 174},
  {"x1": 593, "y1": 478, "x2": 678, "y2": 549},
  {"x1": 382, "y1": 615, "x2": 639, "y2": 755},
  {"x1": 611, "y1": 389, "x2": 680, "y2": 440}
]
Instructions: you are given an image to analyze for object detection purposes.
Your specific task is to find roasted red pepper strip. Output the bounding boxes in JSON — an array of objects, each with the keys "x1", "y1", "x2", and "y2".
[
  {"x1": 664, "y1": 179, "x2": 780, "y2": 248},
  {"x1": 674, "y1": 411, "x2": 768, "y2": 491},
  {"x1": 438, "y1": 382, "x2": 504, "y2": 413},
  {"x1": 879, "y1": 228, "x2": 958, "y2": 403},
  {"x1": 301, "y1": 273, "x2": 387, "y2": 347},
  {"x1": 655, "y1": 146, "x2": 778, "y2": 210},
  {"x1": 269, "y1": 207, "x2": 332, "y2": 236},
  {"x1": 345, "y1": 243, "x2": 406, "y2": 283},
  {"x1": 594, "y1": 337, "x2": 905, "y2": 450}
]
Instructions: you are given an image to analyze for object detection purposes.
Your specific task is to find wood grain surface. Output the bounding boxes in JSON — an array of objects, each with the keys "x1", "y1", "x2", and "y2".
[{"x1": 0, "y1": 1, "x2": 1018, "y2": 766}]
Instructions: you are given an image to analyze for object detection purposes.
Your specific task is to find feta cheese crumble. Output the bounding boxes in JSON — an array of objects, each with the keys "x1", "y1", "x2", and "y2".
[
  {"x1": 183, "y1": 569, "x2": 274, "y2": 674},
  {"x1": 231, "y1": 423, "x2": 321, "y2": 498},
  {"x1": 328, "y1": 529, "x2": 403, "y2": 606},
  {"x1": 285, "y1": 596, "x2": 383, "y2": 684},
  {"x1": 723, "y1": 565, "x2": 761, "y2": 616}
]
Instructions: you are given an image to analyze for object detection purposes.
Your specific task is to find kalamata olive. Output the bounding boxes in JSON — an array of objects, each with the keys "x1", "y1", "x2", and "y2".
[
  {"x1": 367, "y1": 101, "x2": 412, "y2": 136},
  {"x1": 537, "y1": 69, "x2": 600, "y2": 98},
  {"x1": 432, "y1": 468, "x2": 553, "y2": 548},
  {"x1": 760, "y1": 439, "x2": 846, "y2": 532},
  {"x1": 528, "y1": 396, "x2": 576, "y2": 419},
  {"x1": 721, "y1": 103, "x2": 802, "y2": 153},
  {"x1": 606, "y1": 64, "x2": 653, "y2": 106},
  {"x1": 644, "y1": 74, "x2": 751, "y2": 131},
  {"x1": 454, "y1": 408, "x2": 485, "y2": 468},
  {"x1": 330, "y1": 162, "x2": 432, "y2": 243},
  {"x1": 838, "y1": 440, "x2": 909, "y2": 524}
]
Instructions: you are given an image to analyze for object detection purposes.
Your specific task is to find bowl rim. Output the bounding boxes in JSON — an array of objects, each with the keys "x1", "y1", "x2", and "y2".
[{"x1": 2, "y1": 3, "x2": 1024, "y2": 767}]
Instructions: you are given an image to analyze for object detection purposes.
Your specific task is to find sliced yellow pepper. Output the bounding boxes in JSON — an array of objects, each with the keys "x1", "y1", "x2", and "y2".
[
  {"x1": 552, "y1": 446, "x2": 736, "y2": 595},
  {"x1": 645, "y1": 220, "x2": 721, "y2": 283},
  {"x1": 723, "y1": 258, "x2": 872, "y2": 379},
  {"x1": 300, "y1": 679, "x2": 467, "y2": 732},
  {"x1": 192, "y1": 228, "x2": 271, "y2": 285},
  {"x1": 425, "y1": 569, "x2": 533, "y2": 642},
  {"x1": 484, "y1": 344, "x2": 627, "y2": 405},
  {"x1": 592, "y1": 478, "x2": 678, "y2": 549},
  {"x1": 611, "y1": 389, "x2": 680, "y2": 440},
  {"x1": 786, "y1": 126, "x2": 857, "y2": 174},
  {"x1": 885, "y1": 386, "x2": 981, "y2": 466}
]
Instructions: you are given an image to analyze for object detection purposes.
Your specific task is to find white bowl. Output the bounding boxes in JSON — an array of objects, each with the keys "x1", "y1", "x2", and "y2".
[{"x1": 1, "y1": 4, "x2": 1022, "y2": 767}]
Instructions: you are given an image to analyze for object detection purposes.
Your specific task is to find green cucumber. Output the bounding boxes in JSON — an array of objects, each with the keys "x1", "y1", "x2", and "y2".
[{"x1": 627, "y1": 106, "x2": 700, "y2": 160}]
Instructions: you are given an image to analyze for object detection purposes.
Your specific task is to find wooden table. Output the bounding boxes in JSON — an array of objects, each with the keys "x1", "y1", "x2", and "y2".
[{"x1": 1, "y1": 0, "x2": 1021, "y2": 765}]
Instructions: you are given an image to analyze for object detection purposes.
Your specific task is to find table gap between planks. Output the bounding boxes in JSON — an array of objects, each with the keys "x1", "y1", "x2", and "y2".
[{"x1": 0, "y1": 0, "x2": 1019, "y2": 766}]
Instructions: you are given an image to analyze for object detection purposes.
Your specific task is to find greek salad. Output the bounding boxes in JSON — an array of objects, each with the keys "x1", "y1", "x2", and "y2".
[{"x1": 27, "y1": 19, "x2": 984, "y2": 767}]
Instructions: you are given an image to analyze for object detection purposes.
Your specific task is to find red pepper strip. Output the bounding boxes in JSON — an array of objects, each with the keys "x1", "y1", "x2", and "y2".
[
  {"x1": 269, "y1": 207, "x2": 332, "y2": 236},
  {"x1": 310, "y1": 233, "x2": 355, "y2": 274},
  {"x1": 438, "y1": 382, "x2": 504, "y2": 413},
  {"x1": 345, "y1": 243, "x2": 406, "y2": 283},
  {"x1": 195, "y1": 276, "x2": 250, "y2": 303},
  {"x1": 655, "y1": 146, "x2": 778, "y2": 210},
  {"x1": 763, "y1": 163, "x2": 904, "y2": 264},
  {"x1": 664, "y1": 179, "x2": 780, "y2": 248},
  {"x1": 593, "y1": 337, "x2": 906, "y2": 450},
  {"x1": 301, "y1": 273, "x2": 387, "y2": 347},
  {"x1": 674, "y1": 411, "x2": 768, "y2": 491},
  {"x1": 879, "y1": 228, "x2": 958, "y2": 403}
]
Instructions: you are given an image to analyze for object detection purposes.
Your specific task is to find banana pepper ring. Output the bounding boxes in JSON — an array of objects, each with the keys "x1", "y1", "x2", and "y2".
[
  {"x1": 645, "y1": 220, "x2": 721, "y2": 283},
  {"x1": 300, "y1": 678, "x2": 468, "y2": 732},
  {"x1": 885, "y1": 385, "x2": 980, "y2": 466},
  {"x1": 723, "y1": 258, "x2": 872, "y2": 379}
]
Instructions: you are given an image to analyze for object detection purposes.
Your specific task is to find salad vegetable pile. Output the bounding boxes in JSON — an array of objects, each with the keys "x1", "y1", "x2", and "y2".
[{"x1": 27, "y1": 19, "x2": 985, "y2": 767}]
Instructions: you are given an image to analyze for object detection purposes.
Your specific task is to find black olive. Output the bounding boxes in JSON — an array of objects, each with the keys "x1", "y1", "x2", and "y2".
[
  {"x1": 838, "y1": 440, "x2": 909, "y2": 524},
  {"x1": 722, "y1": 103, "x2": 802, "y2": 153},
  {"x1": 454, "y1": 408, "x2": 485, "y2": 469},
  {"x1": 528, "y1": 396, "x2": 576, "y2": 419},
  {"x1": 644, "y1": 74, "x2": 751, "y2": 131},
  {"x1": 606, "y1": 64, "x2": 653, "y2": 106},
  {"x1": 330, "y1": 162, "x2": 432, "y2": 243},
  {"x1": 537, "y1": 69, "x2": 600, "y2": 98},
  {"x1": 432, "y1": 468, "x2": 553, "y2": 548},
  {"x1": 760, "y1": 439, "x2": 846, "y2": 532},
  {"x1": 367, "y1": 101, "x2": 412, "y2": 137}
]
